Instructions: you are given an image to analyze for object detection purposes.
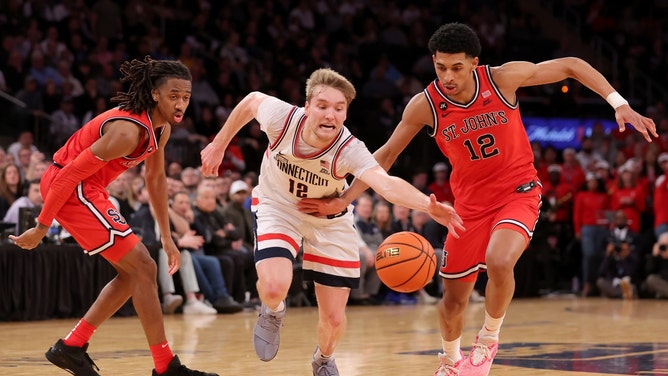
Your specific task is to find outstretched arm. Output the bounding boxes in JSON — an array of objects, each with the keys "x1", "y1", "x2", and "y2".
[
  {"x1": 359, "y1": 165, "x2": 465, "y2": 238},
  {"x1": 493, "y1": 57, "x2": 658, "y2": 142},
  {"x1": 200, "y1": 91, "x2": 270, "y2": 176}
]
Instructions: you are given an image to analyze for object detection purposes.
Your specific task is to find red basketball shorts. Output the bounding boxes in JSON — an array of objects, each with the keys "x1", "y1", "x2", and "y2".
[
  {"x1": 41, "y1": 165, "x2": 139, "y2": 263},
  {"x1": 439, "y1": 188, "x2": 541, "y2": 282}
]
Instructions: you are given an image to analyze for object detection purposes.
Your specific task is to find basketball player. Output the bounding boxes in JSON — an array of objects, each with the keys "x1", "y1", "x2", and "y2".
[
  {"x1": 297, "y1": 23, "x2": 657, "y2": 376},
  {"x1": 200, "y1": 68, "x2": 465, "y2": 376},
  {"x1": 9, "y1": 57, "x2": 217, "y2": 376}
]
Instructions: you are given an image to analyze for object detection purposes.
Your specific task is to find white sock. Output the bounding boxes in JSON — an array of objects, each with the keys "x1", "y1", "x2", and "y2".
[
  {"x1": 441, "y1": 337, "x2": 462, "y2": 362},
  {"x1": 315, "y1": 347, "x2": 332, "y2": 359},
  {"x1": 270, "y1": 301, "x2": 285, "y2": 313},
  {"x1": 478, "y1": 311, "x2": 504, "y2": 343}
]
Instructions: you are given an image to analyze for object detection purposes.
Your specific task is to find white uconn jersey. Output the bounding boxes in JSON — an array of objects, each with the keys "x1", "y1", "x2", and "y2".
[{"x1": 255, "y1": 97, "x2": 377, "y2": 208}]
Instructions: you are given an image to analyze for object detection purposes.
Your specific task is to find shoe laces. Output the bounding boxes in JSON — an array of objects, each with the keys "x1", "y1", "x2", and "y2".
[
  {"x1": 469, "y1": 342, "x2": 492, "y2": 365},
  {"x1": 435, "y1": 353, "x2": 459, "y2": 376},
  {"x1": 259, "y1": 311, "x2": 282, "y2": 331},
  {"x1": 314, "y1": 360, "x2": 336, "y2": 376}
]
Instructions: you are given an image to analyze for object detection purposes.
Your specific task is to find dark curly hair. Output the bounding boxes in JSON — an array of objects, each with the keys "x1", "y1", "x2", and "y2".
[
  {"x1": 111, "y1": 56, "x2": 192, "y2": 115},
  {"x1": 428, "y1": 23, "x2": 481, "y2": 58}
]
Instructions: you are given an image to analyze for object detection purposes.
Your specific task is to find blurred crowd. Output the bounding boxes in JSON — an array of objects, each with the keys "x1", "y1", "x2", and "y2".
[{"x1": 1, "y1": 0, "x2": 668, "y2": 312}]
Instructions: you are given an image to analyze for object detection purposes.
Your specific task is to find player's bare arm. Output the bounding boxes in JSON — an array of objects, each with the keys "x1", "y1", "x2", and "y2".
[
  {"x1": 92, "y1": 120, "x2": 144, "y2": 160},
  {"x1": 145, "y1": 124, "x2": 181, "y2": 274},
  {"x1": 201, "y1": 91, "x2": 270, "y2": 176},
  {"x1": 358, "y1": 165, "x2": 465, "y2": 237},
  {"x1": 492, "y1": 58, "x2": 658, "y2": 141}
]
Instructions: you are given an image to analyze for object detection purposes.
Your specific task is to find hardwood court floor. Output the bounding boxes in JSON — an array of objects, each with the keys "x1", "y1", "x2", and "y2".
[{"x1": 1, "y1": 297, "x2": 667, "y2": 375}]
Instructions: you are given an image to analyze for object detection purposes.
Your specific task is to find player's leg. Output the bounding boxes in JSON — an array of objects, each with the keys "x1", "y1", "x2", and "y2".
[
  {"x1": 435, "y1": 278, "x2": 475, "y2": 376},
  {"x1": 311, "y1": 284, "x2": 348, "y2": 376},
  {"x1": 462, "y1": 191, "x2": 540, "y2": 376},
  {"x1": 254, "y1": 257, "x2": 294, "y2": 361},
  {"x1": 252, "y1": 203, "x2": 302, "y2": 362},
  {"x1": 435, "y1": 213, "x2": 489, "y2": 375},
  {"x1": 483, "y1": 228, "x2": 526, "y2": 319},
  {"x1": 45, "y1": 189, "x2": 141, "y2": 376}
]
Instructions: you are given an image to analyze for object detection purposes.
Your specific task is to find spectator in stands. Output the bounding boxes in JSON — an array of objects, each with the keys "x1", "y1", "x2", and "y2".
[
  {"x1": 213, "y1": 175, "x2": 232, "y2": 208},
  {"x1": 167, "y1": 161, "x2": 183, "y2": 180},
  {"x1": 574, "y1": 172, "x2": 611, "y2": 296},
  {"x1": 7, "y1": 131, "x2": 39, "y2": 162},
  {"x1": 576, "y1": 136, "x2": 604, "y2": 172},
  {"x1": 128, "y1": 191, "x2": 218, "y2": 315},
  {"x1": 610, "y1": 162, "x2": 647, "y2": 233},
  {"x1": 372, "y1": 200, "x2": 394, "y2": 238},
  {"x1": 221, "y1": 180, "x2": 254, "y2": 252},
  {"x1": 3, "y1": 178, "x2": 42, "y2": 235},
  {"x1": 23, "y1": 150, "x2": 47, "y2": 184},
  {"x1": 220, "y1": 179, "x2": 258, "y2": 303},
  {"x1": 192, "y1": 185, "x2": 249, "y2": 304},
  {"x1": 596, "y1": 210, "x2": 639, "y2": 299},
  {"x1": 28, "y1": 50, "x2": 62, "y2": 88},
  {"x1": 180, "y1": 167, "x2": 201, "y2": 199},
  {"x1": 170, "y1": 190, "x2": 243, "y2": 314},
  {"x1": 3, "y1": 51, "x2": 28, "y2": 94},
  {"x1": 428, "y1": 162, "x2": 454, "y2": 205},
  {"x1": 644, "y1": 232, "x2": 668, "y2": 299},
  {"x1": 411, "y1": 210, "x2": 446, "y2": 304},
  {"x1": 0, "y1": 163, "x2": 25, "y2": 220},
  {"x1": 50, "y1": 96, "x2": 81, "y2": 148},
  {"x1": 107, "y1": 170, "x2": 136, "y2": 221},
  {"x1": 14, "y1": 76, "x2": 45, "y2": 128},
  {"x1": 391, "y1": 204, "x2": 415, "y2": 233},
  {"x1": 561, "y1": 147, "x2": 586, "y2": 191},
  {"x1": 16, "y1": 146, "x2": 34, "y2": 181},
  {"x1": 654, "y1": 153, "x2": 668, "y2": 238},
  {"x1": 350, "y1": 193, "x2": 383, "y2": 305}
]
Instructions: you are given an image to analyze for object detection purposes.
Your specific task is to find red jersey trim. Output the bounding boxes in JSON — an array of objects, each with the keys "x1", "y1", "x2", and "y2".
[
  {"x1": 302, "y1": 253, "x2": 361, "y2": 269},
  {"x1": 269, "y1": 106, "x2": 297, "y2": 150},
  {"x1": 75, "y1": 182, "x2": 133, "y2": 254}
]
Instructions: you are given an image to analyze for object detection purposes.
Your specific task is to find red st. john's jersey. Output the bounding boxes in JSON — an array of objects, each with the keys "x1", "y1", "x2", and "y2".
[
  {"x1": 52, "y1": 107, "x2": 164, "y2": 188},
  {"x1": 423, "y1": 65, "x2": 537, "y2": 216}
]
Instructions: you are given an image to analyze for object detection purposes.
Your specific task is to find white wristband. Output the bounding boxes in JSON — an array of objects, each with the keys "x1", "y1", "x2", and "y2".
[{"x1": 606, "y1": 92, "x2": 628, "y2": 109}]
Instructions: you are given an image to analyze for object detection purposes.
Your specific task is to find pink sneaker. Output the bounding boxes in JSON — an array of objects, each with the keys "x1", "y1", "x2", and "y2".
[
  {"x1": 434, "y1": 350, "x2": 464, "y2": 376},
  {"x1": 461, "y1": 337, "x2": 498, "y2": 376}
]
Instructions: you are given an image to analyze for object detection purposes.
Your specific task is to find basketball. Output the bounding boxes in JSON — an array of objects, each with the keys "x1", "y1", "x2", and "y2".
[{"x1": 375, "y1": 231, "x2": 437, "y2": 293}]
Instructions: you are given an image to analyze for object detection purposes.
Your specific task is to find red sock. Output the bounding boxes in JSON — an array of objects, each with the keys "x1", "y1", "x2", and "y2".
[
  {"x1": 63, "y1": 319, "x2": 96, "y2": 347},
  {"x1": 150, "y1": 342, "x2": 174, "y2": 374}
]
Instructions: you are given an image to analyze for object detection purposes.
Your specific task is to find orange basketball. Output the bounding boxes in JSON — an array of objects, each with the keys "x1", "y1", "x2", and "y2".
[{"x1": 375, "y1": 231, "x2": 437, "y2": 293}]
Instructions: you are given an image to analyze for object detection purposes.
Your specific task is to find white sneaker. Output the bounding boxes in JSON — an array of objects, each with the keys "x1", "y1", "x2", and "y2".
[
  {"x1": 418, "y1": 289, "x2": 438, "y2": 305},
  {"x1": 162, "y1": 294, "x2": 183, "y2": 314},
  {"x1": 469, "y1": 290, "x2": 485, "y2": 303},
  {"x1": 183, "y1": 299, "x2": 218, "y2": 315}
]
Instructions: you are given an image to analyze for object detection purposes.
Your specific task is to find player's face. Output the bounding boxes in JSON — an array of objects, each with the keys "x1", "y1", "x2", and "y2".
[
  {"x1": 303, "y1": 85, "x2": 348, "y2": 146},
  {"x1": 152, "y1": 78, "x2": 192, "y2": 127},
  {"x1": 432, "y1": 52, "x2": 478, "y2": 101}
]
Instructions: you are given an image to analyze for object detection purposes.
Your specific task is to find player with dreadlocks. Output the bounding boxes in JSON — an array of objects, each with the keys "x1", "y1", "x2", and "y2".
[{"x1": 10, "y1": 56, "x2": 218, "y2": 376}]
